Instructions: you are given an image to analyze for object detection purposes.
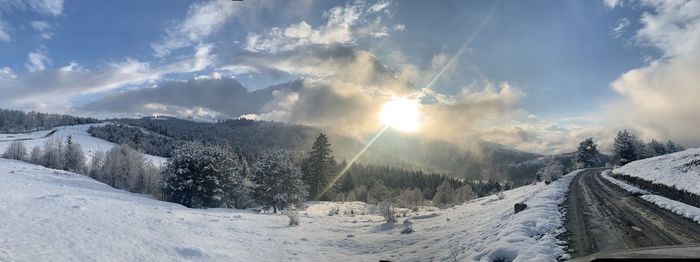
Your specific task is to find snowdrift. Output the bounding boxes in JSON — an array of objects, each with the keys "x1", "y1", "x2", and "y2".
[{"x1": 613, "y1": 148, "x2": 700, "y2": 195}]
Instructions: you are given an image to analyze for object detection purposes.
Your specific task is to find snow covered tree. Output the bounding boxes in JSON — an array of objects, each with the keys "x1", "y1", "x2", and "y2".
[
  {"x1": 88, "y1": 151, "x2": 104, "y2": 179},
  {"x1": 368, "y1": 180, "x2": 391, "y2": 204},
  {"x1": 29, "y1": 146, "x2": 41, "y2": 164},
  {"x1": 64, "y1": 135, "x2": 86, "y2": 174},
  {"x1": 574, "y1": 138, "x2": 599, "y2": 168},
  {"x1": 41, "y1": 136, "x2": 64, "y2": 169},
  {"x1": 432, "y1": 181, "x2": 455, "y2": 207},
  {"x1": 646, "y1": 139, "x2": 666, "y2": 157},
  {"x1": 665, "y1": 140, "x2": 683, "y2": 153},
  {"x1": 455, "y1": 184, "x2": 476, "y2": 204},
  {"x1": 398, "y1": 188, "x2": 424, "y2": 208},
  {"x1": 612, "y1": 130, "x2": 638, "y2": 166},
  {"x1": 162, "y1": 143, "x2": 245, "y2": 208},
  {"x1": 302, "y1": 133, "x2": 338, "y2": 200},
  {"x1": 251, "y1": 150, "x2": 308, "y2": 213},
  {"x1": 98, "y1": 144, "x2": 161, "y2": 195},
  {"x1": 536, "y1": 158, "x2": 564, "y2": 183},
  {"x1": 2, "y1": 141, "x2": 27, "y2": 160}
]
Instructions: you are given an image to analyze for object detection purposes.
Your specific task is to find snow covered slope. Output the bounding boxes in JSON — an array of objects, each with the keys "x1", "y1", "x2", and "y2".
[
  {"x1": 0, "y1": 124, "x2": 166, "y2": 166},
  {"x1": 613, "y1": 148, "x2": 700, "y2": 195},
  {"x1": 0, "y1": 159, "x2": 574, "y2": 261}
]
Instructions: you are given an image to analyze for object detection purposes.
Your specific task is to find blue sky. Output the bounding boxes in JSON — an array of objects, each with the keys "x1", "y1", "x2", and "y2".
[{"x1": 0, "y1": 0, "x2": 698, "y2": 154}]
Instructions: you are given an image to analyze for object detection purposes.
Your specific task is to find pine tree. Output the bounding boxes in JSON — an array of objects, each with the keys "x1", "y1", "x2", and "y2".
[
  {"x1": 612, "y1": 130, "x2": 638, "y2": 166},
  {"x1": 251, "y1": 150, "x2": 308, "y2": 213},
  {"x1": 646, "y1": 139, "x2": 666, "y2": 157},
  {"x1": 368, "y1": 180, "x2": 390, "y2": 204},
  {"x1": 64, "y1": 135, "x2": 86, "y2": 174},
  {"x1": 665, "y1": 140, "x2": 683, "y2": 153},
  {"x1": 574, "y1": 138, "x2": 599, "y2": 168},
  {"x1": 303, "y1": 133, "x2": 338, "y2": 200},
  {"x1": 162, "y1": 143, "x2": 245, "y2": 208}
]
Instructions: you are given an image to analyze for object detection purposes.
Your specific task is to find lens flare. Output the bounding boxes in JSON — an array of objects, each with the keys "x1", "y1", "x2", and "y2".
[{"x1": 379, "y1": 98, "x2": 421, "y2": 132}]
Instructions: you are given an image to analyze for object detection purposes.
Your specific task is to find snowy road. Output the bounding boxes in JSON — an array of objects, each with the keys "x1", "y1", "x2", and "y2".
[{"x1": 564, "y1": 169, "x2": 700, "y2": 258}]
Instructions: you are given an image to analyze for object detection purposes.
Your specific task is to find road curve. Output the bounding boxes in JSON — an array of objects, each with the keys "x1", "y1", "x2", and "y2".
[{"x1": 564, "y1": 169, "x2": 700, "y2": 258}]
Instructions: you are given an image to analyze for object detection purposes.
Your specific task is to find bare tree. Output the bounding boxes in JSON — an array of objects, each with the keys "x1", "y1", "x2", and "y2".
[{"x1": 2, "y1": 141, "x2": 27, "y2": 160}]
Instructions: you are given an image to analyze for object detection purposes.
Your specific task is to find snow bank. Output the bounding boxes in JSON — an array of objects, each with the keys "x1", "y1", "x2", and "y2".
[
  {"x1": 0, "y1": 124, "x2": 166, "y2": 166},
  {"x1": 600, "y1": 169, "x2": 649, "y2": 195},
  {"x1": 599, "y1": 169, "x2": 700, "y2": 225},
  {"x1": 471, "y1": 170, "x2": 582, "y2": 262},
  {"x1": 641, "y1": 195, "x2": 700, "y2": 223},
  {"x1": 613, "y1": 148, "x2": 700, "y2": 195}
]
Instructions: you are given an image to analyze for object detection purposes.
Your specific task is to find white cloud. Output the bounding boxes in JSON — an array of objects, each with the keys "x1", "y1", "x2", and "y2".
[
  {"x1": 1, "y1": 46, "x2": 214, "y2": 111},
  {"x1": 25, "y1": 47, "x2": 51, "y2": 72},
  {"x1": 0, "y1": 0, "x2": 63, "y2": 42},
  {"x1": 30, "y1": 20, "x2": 52, "y2": 39},
  {"x1": 245, "y1": 1, "x2": 398, "y2": 53},
  {"x1": 151, "y1": 0, "x2": 265, "y2": 58},
  {"x1": 0, "y1": 21, "x2": 10, "y2": 42},
  {"x1": 0, "y1": 67, "x2": 17, "y2": 79},
  {"x1": 605, "y1": 0, "x2": 700, "y2": 147},
  {"x1": 611, "y1": 17, "x2": 630, "y2": 38},
  {"x1": 393, "y1": 24, "x2": 405, "y2": 31}
]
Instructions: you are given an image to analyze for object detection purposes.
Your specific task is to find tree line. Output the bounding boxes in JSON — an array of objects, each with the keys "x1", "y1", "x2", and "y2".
[
  {"x1": 611, "y1": 130, "x2": 684, "y2": 166},
  {"x1": 0, "y1": 108, "x2": 98, "y2": 133},
  {"x1": 3, "y1": 132, "x2": 495, "y2": 212}
]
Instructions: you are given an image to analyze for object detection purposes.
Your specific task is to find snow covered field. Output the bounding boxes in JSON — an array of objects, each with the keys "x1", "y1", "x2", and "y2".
[
  {"x1": 0, "y1": 159, "x2": 579, "y2": 261},
  {"x1": 613, "y1": 148, "x2": 700, "y2": 195},
  {"x1": 0, "y1": 124, "x2": 166, "y2": 166}
]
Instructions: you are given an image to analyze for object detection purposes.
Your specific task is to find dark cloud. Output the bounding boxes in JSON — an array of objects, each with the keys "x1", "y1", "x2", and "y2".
[{"x1": 82, "y1": 77, "x2": 302, "y2": 118}]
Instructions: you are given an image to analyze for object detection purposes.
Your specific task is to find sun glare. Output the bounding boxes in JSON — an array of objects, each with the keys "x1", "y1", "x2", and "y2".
[{"x1": 379, "y1": 97, "x2": 421, "y2": 132}]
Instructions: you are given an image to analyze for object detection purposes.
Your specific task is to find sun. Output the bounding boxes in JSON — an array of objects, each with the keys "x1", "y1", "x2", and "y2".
[{"x1": 379, "y1": 97, "x2": 421, "y2": 132}]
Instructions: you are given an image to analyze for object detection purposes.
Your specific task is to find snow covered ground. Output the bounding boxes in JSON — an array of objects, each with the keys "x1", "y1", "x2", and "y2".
[
  {"x1": 0, "y1": 159, "x2": 581, "y2": 261},
  {"x1": 0, "y1": 124, "x2": 166, "y2": 166},
  {"x1": 600, "y1": 169, "x2": 700, "y2": 224},
  {"x1": 613, "y1": 148, "x2": 700, "y2": 195}
]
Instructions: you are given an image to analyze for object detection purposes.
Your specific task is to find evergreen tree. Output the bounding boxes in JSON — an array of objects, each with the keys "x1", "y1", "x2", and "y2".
[
  {"x1": 367, "y1": 180, "x2": 390, "y2": 204},
  {"x1": 251, "y1": 150, "x2": 308, "y2": 213},
  {"x1": 612, "y1": 130, "x2": 638, "y2": 166},
  {"x1": 646, "y1": 139, "x2": 666, "y2": 157},
  {"x1": 665, "y1": 140, "x2": 683, "y2": 153},
  {"x1": 64, "y1": 135, "x2": 86, "y2": 174},
  {"x1": 574, "y1": 138, "x2": 599, "y2": 168},
  {"x1": 161, "y1": 143, "x2": 245, "y2": 208},
  {"x1": 302, "y1": 133, "x2": 338, "y2": 200}
]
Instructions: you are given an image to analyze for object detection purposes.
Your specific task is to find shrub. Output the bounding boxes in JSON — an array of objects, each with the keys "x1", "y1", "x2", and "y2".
[
  {"x1": 285, "y1": 210, "x2": 301, "y2": 226},
  {"x1": 2, "y1": 141, "x2": 26, "y2": 160},
  {"x1": 400, "y1": 220, "x2": 414, "y2": 234},
  {"x1": 379, "y1": 201, "x2": 397, "y2": 223}
]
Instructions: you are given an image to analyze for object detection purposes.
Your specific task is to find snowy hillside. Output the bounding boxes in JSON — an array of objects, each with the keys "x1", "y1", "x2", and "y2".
[
  {"x1": 613, "y1": 148, "x2": 700, "y2": 195},
  {"x1": 0, "y1": 159, "x2": 577, "y2": 261},
  {"x1": 0, "y1": 124, "x2": 166, "y2": 166}
]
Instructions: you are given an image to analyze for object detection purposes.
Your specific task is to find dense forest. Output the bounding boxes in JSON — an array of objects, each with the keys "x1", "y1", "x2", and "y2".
[
  {"x1": 90, "y1": 117, "x2": 545, "y2": 181},
  {"x1": 0, "y1": 108, "x2": 99, "y2": 133}
]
